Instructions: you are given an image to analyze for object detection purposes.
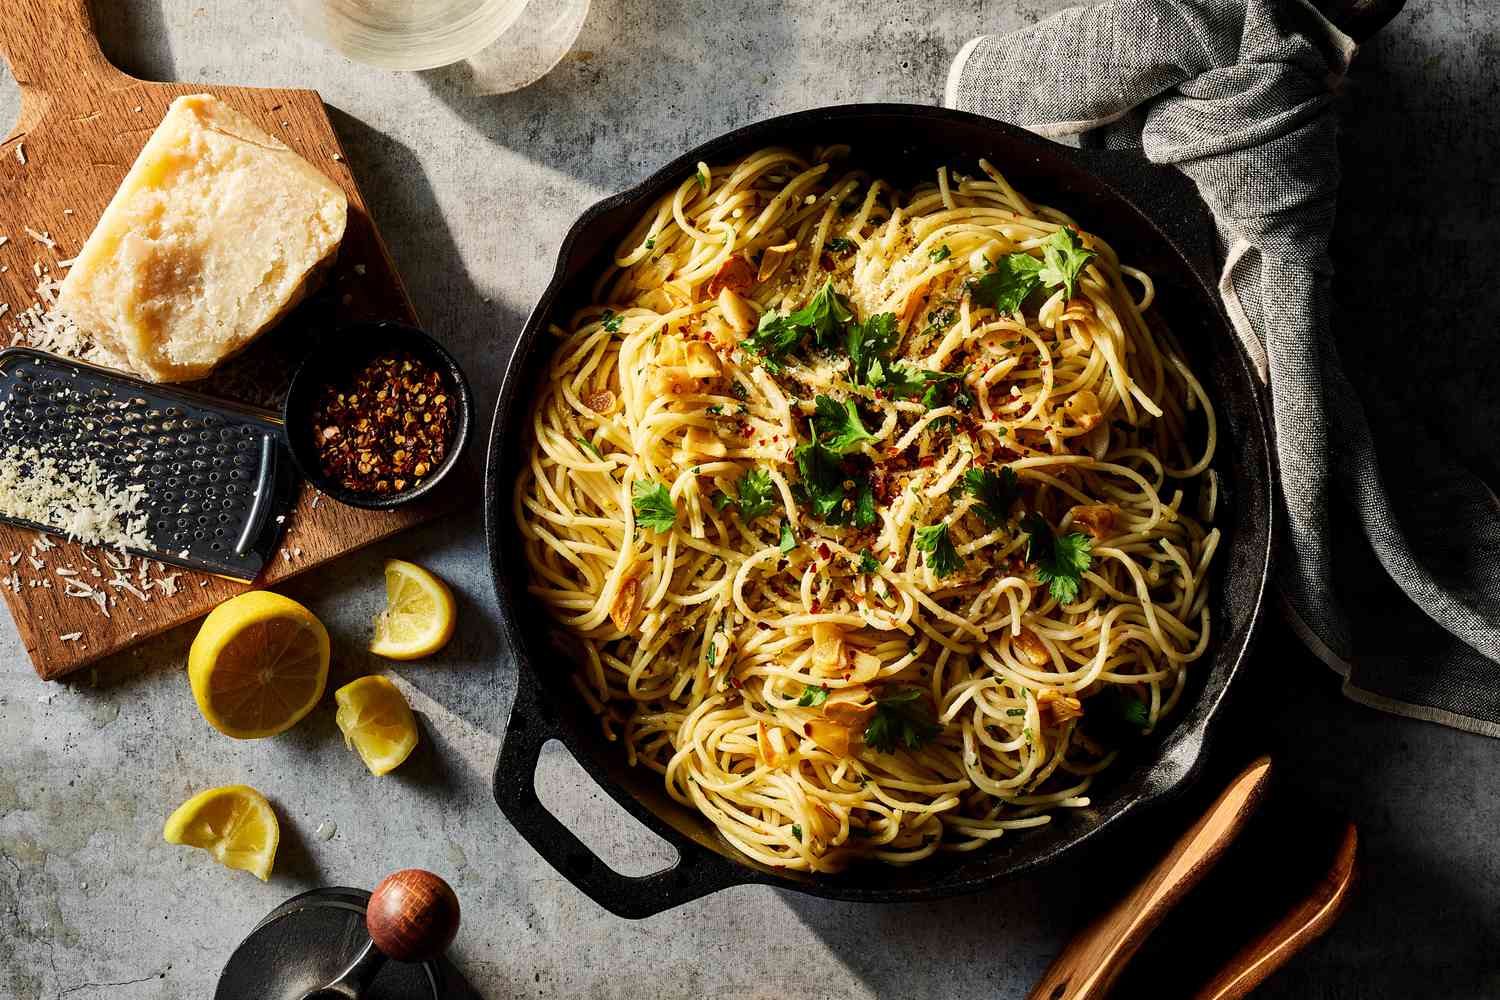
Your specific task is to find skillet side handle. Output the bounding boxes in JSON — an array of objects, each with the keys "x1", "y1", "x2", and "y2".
[{"x1": 492, "y1": 681, "x2": 750, "y2": 920}]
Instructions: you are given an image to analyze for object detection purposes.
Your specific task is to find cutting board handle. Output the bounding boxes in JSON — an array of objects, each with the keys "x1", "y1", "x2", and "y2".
[{"x1": 0, "y1": 0, "x2": 135, "y2": 133}]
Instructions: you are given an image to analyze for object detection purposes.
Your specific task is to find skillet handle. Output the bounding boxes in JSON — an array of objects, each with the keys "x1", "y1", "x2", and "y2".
[{"x1": 492, "y1": 679, "x2": 753, "y2": 919}]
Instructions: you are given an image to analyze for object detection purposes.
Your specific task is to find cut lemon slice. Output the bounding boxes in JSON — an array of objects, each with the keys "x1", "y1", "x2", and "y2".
[
  {"x1": 369, "y1": 559, "x2": 455, "y2": 661},
  {"x1": 189, "y1": 590, "x2": 331, "y2": 739},
  {"x1": 163, "y1": 785, "x2": 280, "y2": 881},
  {"x1": 335, "y1": 675, "x2": 419, "y2": 775}
]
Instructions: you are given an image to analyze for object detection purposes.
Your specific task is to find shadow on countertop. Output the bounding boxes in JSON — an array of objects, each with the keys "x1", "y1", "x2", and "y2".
[
  {"x1": 412, "y1": 0, "x2": 967, "y2": 196},
  {"x1": 777, "y1": 618, "x2": 1500, "y2": 1000}
]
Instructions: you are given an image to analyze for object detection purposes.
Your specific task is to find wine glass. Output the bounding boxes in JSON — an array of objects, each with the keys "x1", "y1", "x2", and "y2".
[{"x1": 289, "y1": 0, "x2": 590, "y2": 92}]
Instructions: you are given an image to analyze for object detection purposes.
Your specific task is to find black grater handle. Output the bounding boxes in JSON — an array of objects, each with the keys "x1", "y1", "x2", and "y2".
[{"x1": 236, "y1": 433, "x2": 280, "y2": 558}]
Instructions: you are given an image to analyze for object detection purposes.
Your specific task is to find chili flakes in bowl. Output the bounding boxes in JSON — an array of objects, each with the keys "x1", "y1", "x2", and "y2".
[{"x1": 311, "y1": 351, "x2": 454, "y2": 495}]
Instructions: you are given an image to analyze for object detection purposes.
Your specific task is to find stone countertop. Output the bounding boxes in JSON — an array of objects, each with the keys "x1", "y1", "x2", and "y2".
[{"x1": 3, "y1": 2, "x2": 1498, "y2": 998}]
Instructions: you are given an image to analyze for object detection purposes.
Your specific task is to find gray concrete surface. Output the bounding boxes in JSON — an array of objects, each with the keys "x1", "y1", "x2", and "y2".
[{"x1": 4, "y1": 1, "x2": 1500, "y2": 998}]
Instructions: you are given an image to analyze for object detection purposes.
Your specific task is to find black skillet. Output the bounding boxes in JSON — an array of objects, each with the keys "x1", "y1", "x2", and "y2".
[{"x1": 483, "y1": 104, "x2": 1276, "y2": 919}]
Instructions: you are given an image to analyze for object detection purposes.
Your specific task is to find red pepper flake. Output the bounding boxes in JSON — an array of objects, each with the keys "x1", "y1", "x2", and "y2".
[
  {"x1": 818, "y1": 543, "x2": 831, "y2": 560},
  {"x1": 311, "y1": 351, "x2": 453, "y2": 495},
  {"x1": 810, "y1": 600, "x2": 822, "y2": 614}
]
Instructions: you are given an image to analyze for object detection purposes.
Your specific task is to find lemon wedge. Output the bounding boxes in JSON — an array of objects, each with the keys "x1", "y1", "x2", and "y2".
[
  {"x1": 369, "y1": 559, "x2": 455, "y2": 660},
  {"x1": 189, "y1": 590, "x2": 331, "y2": 739},
  {"x1": 335, "y1": 675, "x2": 419, "y2": 775},
  {"x1": 163, "y1": 785, "x2": 280, "y2": 881}
]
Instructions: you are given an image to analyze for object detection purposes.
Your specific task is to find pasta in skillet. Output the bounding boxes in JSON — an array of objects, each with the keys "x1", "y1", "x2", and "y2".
[{"x1": 514, "y1": 146, "x2": 1218, "y2": 871}]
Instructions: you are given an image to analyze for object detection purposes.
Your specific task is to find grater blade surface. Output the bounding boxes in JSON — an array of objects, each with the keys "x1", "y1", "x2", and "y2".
[{"x1": 0, "y1": 348, "x2": 298, "y2": 580}]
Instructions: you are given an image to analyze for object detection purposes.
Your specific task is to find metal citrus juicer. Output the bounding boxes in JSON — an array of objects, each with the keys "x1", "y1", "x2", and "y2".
[{"x1": 215, "y1": 869, "x2": 477, "y2": 1000}]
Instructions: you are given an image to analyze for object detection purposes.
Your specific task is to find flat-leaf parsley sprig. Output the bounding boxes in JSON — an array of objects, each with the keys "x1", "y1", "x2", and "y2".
[
  {"x1": 864, "y1": 688, "x2": 942, "y2": 754},
  {"x1": 631, "y1": 479, "x2": 678, "y2": 534},
  {"x1": 1021, "y1": 512, "x2": 1093, "y2": 604}
]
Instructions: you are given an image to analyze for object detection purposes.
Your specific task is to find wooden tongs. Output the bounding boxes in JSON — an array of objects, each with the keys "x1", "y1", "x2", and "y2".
[{"x1": 1028, "y1": 757, "x2": 1359, "y2": 1000}]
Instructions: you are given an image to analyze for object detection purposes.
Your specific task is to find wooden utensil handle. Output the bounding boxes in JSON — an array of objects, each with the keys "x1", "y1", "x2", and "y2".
[
  {"x1": 1191, "y1": 821, "x2": 1359, "y2": 1000},
  {"x1": 365, "y1": 869, "x2": 461, "y2": 964},
  {"x1": 1025, "y1": 756, "x2": 1273, "y2": 1000},
  {"x1": 0, "y1": 0, "x2": 135, "y2": 131}
]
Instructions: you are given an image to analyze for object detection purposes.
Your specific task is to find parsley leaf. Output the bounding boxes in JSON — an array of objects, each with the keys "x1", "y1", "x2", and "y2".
[
  {"x1": 853, "y1": 481, "x2": 877, "y2": 528},
  {"x1": 791, "y1": 824, "x2": 803, "y2": 841},
  {"x1": 812, "y1": 395, "x2": 875, "y2": 454},
  {"x1": 846, "y1": 311, "x2": 901, "y2": 386},
  {"x1": 1021, "y1": 512, "x2": 1093, "y2": 604},
  {"x1": 1038, "y1": 227, "x2": 1096, "y2": 300},
  {"x1": 1083, "y1": 687, "x2": 1152, "y2": 743},
  {"x1": 924, "y1": 307, "x2": 956, "y2": 337},
  {"x1": 857, "y1": 549, "x2": 881, "y2": 574},
  {"x1": 963, "y1": 467, "x2": 1019, "y2": 528},
  {"x1": 1118, "y1": 692, "x2": 1150, "y2": 729},
  {"x1": 631, "y1": 480, "x2": 677, "y2": 533},
  {"x1": 793, "y1": 436, "x2": 846, "y2": 520},
  {"x1": 778, "y1": 519, "x2": 797, "y2": 554},
  {"x1": 710, "y1": 490, "x2": 735, "y2": 511},
  {"x1": 735, "y1": 467, "x2": 776, "y2": 521},
  {"x1": 914, "y1": 522, "x2": 964, "y2": 578},
  {"x1": 742, "y1": 282, "x2": 857, "y2": 367},
  {"x1": 828, "y1": 237, "x2": 856, "y2": 254},
  {"x1": 969, "y1": 253, "x2": 1044, "y2": 313},
  {"x1": 602, "y1": 310, "x2": 623, "y2": 333},
  {"x1": 929, "y1": 244, "x2": 951, "y2": 263},
  {"x1": 874, "y1": 361, "x2": 966, "y2": 404},
  {"x1": 695, "y1": 164, "x2": 710, "y2": 192},
  {"x1": 576, "y1": 437, "x2": 603, "y2": 460},
  {"x1": 797, "y1": 684, "x2": 830, "y2": 707},
  {"x1": 876, "y1": 362, "x2": 927, "y2": 397},
  {"x1": 644, "y1": 236, "x2": 656, "y2": 250},
  {"x1": 787, "y1": 280, "x2": 854, "y2": 350},
  {"x1": 864, "y1": 688, "x2": 942, "y2": 754},
  {"x1": 741, "y1": 311, "x2": 803, "y2": 372}
]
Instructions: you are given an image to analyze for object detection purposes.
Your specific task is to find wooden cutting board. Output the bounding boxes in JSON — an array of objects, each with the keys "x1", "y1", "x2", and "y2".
[{"x1": 0, "y1": 0, "x2": 452, "y2": 680}]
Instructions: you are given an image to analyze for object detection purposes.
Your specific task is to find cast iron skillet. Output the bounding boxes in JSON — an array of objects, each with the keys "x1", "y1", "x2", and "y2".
[{"x1": 484, "y1": 104, "x2": 1275, "y2": 919}]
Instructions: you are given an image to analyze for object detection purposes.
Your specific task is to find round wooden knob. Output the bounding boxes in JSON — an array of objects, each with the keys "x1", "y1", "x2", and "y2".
[{"x1": 365, "y1": 869, "x2": 460, "y2": 963}]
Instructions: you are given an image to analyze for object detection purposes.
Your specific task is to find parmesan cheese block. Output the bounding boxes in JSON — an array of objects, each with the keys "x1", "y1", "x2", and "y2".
[{"x1": 56, "y1": 94, "x2": 348, "y2": 382}]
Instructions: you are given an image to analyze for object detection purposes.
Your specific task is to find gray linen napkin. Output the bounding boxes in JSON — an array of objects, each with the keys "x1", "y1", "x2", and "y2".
[{"x1": 947, "y1": 0, "x2": 1500, "y2": 735}]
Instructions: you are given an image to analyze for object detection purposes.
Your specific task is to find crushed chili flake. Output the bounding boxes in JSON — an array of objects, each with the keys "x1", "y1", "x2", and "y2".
[{"x1": 311, "y1": 351, "x2": 453, "y2": 494}]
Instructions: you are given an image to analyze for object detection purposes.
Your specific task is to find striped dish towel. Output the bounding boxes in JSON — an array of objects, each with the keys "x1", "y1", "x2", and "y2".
[{"x1": 947, "y1": 0, "x2": 1500, "y2": 736}]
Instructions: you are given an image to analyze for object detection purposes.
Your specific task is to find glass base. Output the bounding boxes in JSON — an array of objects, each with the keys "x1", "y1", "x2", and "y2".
[{"x1": 455, "y1": 0, "x2": 591, "y2": 93}]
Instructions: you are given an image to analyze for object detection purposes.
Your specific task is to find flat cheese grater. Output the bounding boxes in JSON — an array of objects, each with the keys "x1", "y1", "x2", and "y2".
[{"x1": 0, "y1": 347, "x2": 299, "y2": 580}]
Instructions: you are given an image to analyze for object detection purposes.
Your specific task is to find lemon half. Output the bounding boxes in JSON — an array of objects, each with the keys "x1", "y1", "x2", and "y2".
[
  {"x1": 369, "y1": 559, "x2": 455, "y2": 660},
  {"x1": 163, "y1": 785, "x2": 280, "y2": 881},
  {"x1": 335, "y1": 675, "x2": 419, "y2": 775},
  {"x1": 189, "y1": 590, "x2": 330, "y2": 739}
]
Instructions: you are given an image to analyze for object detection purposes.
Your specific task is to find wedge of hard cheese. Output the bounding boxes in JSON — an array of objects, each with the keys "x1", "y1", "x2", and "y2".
[{"x1": 57, "y1": 95, "x2": 348, "y2": 382}]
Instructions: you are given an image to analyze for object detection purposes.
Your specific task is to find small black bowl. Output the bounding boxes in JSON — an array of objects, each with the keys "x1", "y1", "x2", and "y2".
[{"x1": 283, "y1": 321, "x2": 472, "y2": 510}]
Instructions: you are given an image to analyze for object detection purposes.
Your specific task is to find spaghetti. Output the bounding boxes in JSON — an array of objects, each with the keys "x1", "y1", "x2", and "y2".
[{"x1": 514, "y1": 147, "x2": 1219, "y2": 871}]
